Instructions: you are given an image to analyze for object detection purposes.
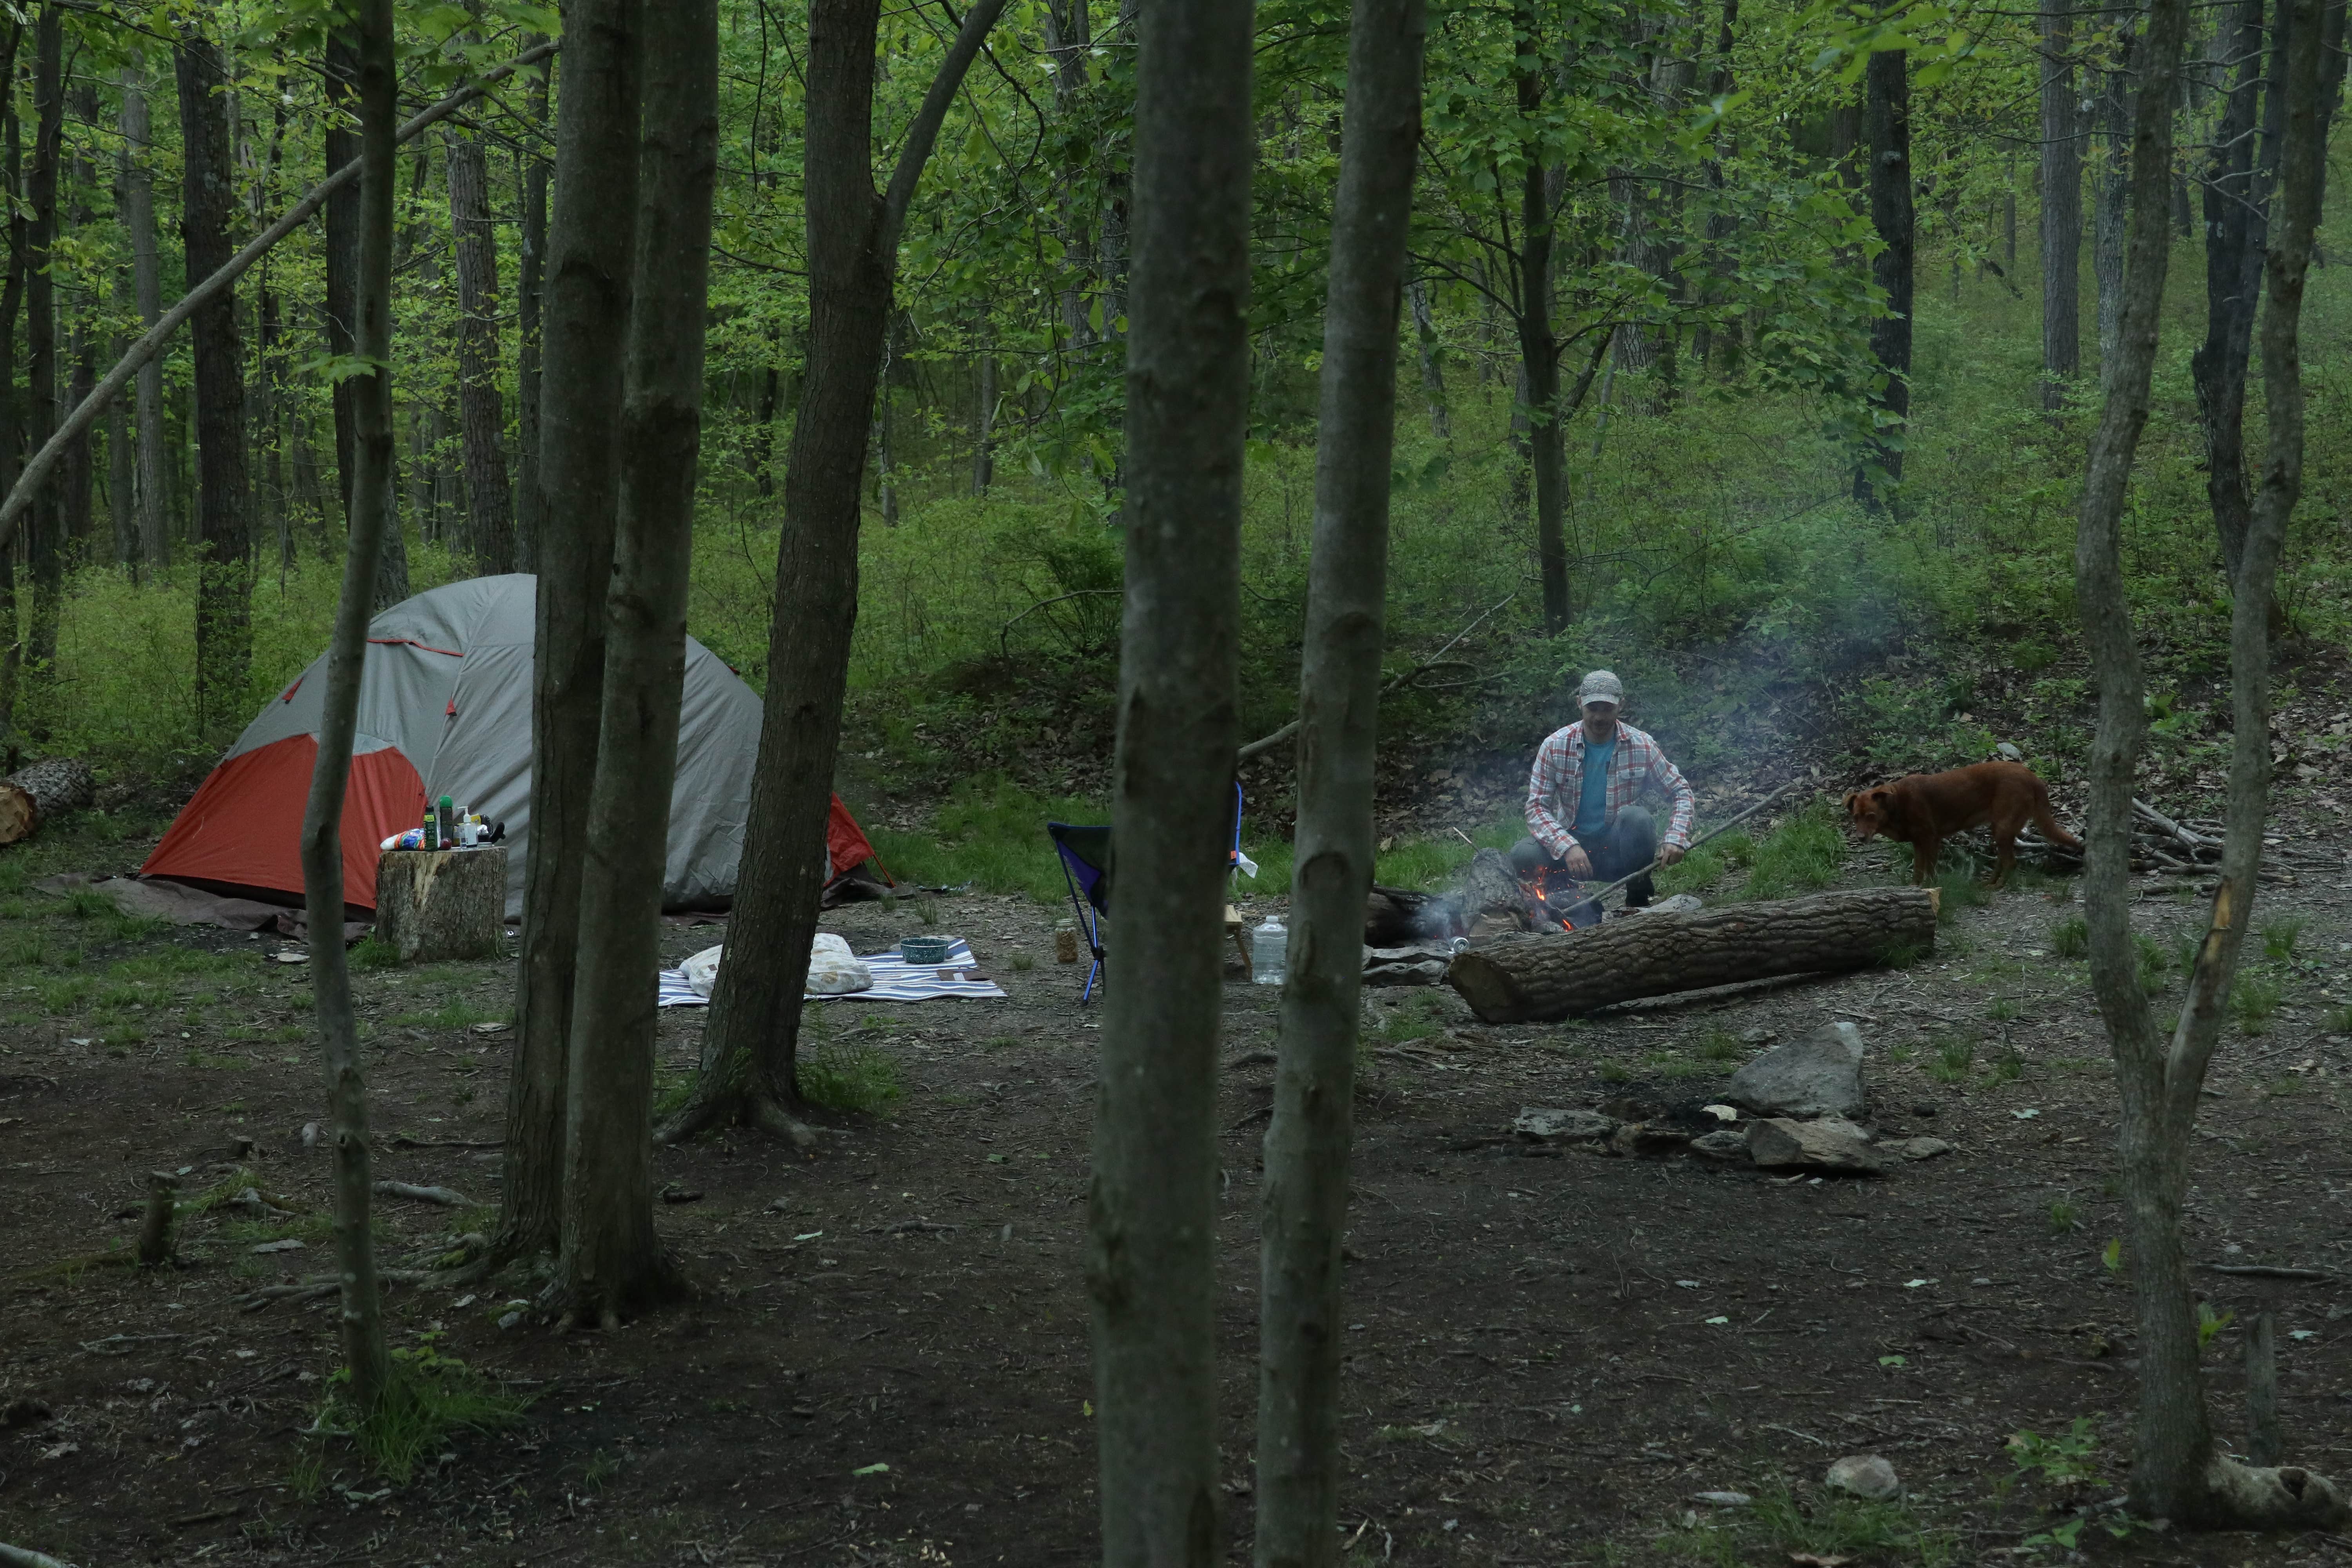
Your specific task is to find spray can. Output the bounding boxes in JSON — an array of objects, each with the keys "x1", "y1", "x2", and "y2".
[{"x1": 421, "y1": 802, "x2": 439, "y2": 851}]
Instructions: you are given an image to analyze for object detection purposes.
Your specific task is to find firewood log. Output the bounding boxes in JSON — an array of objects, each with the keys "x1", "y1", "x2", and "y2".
[
  {"x1": 1446, "y1": 885, "x2": 1940, "y2": 1023},
  {"x1": 0, "y1": 757, "x2": 95, "y2": 846}
]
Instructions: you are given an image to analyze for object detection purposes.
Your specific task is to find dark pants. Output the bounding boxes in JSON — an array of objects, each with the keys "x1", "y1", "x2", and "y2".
[{"x1": 1510, "y1": 805, "x2": 1657, "y2": 922}]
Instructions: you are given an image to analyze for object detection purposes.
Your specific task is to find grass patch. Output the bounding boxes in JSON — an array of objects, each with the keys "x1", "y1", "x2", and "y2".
[
  {"x1": 349, "y1": 936, "x2": 403, "y2": 972},
  {"x1": 1695, "y1": 1026, "x2": 1743, "y2": 1063},
  {"x1": 1925, "y1": 1033, "x2": 1975, "y2": 1085},
  {"x1": 2047, "y1": 1199, "x2": 2079, "y2": 1234},
  {"x1": 1656, "y1": 846, "x2": 1724, "y2": 897},
  {"x1": 1744, "y1": 1485, "x2": 1955, "y2": 1567},
  {"x1": 2263, "y1": 917, "x2": 2308, "y2": 962},
  {"x1": 2329, "y1": 1004, "x2": 2352, "y2": 1036},
  {"x1": 797, "y1": 1041, "x2": 904, "y2": 1113},
  {"x1": 111, "y1": 949, "x2": 244, "y2": 980},
  {"x1": 2231, "y1": 975, "x2": 2281, "y2": 1036},
  {"x1": 1984, "y1": 995, "x2": 2020, "y2": 1022},
  {"x1": 1931, "y1": 868, "x2": 1989, "y2": 923},
  {"x1": 307, "y1": 1334, "x2": 530, "y2": 1485},
  {"x1": 2135, "y1": 934, "x2": 2170, "y2": 995},
  {"x1": 1736, "y1": 803, "x2": 1846, "y2": 902},
  {"x1": 2050, "y1": 916, "x2": 2088, "y2": 958},
  {"x1": 1989, "y1": 1047, "x2": 2024, "y2": 1083}
]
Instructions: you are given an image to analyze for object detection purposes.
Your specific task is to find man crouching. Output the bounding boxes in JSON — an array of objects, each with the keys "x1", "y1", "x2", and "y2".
[{"x1": 1510, "y1": 670, "x2": 1695, "y2": 924}]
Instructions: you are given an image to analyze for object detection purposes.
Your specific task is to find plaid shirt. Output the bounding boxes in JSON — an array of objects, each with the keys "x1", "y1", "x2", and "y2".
[{"x1": 1524, "y1": 720, "x2": 1695, "y2": 858}]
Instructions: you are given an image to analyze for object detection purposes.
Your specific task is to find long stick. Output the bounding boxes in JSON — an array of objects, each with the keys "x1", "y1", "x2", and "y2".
[
  {"x1": 1575, "y1": 770, "x2": 1811, "y2": 909},
  {"x1": 0, "y1": 37, "x2": 559, "y2": 556}
]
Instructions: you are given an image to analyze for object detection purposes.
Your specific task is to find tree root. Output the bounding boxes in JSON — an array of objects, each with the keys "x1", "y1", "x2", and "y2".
[{"x1": 653, "y1": 1079, "x2": 818, "y2": 1151}]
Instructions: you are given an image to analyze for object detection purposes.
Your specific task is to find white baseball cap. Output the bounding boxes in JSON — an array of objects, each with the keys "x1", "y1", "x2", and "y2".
[{"x1": 1577, "y1": 669, "x2": 1624, "y2": 708}]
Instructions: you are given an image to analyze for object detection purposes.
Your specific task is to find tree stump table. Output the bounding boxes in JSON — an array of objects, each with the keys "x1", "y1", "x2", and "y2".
[{"x1": 374, "y1": 846, "x2": 508, "y2": 963}]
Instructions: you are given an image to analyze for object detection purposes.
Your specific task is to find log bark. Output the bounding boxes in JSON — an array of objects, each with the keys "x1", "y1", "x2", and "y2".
[
  {"x1": 1254, "y1": 0, "x2": 1423, "y2": 1556},
  {"x1": 555, "y1": 0, "x2": 717, "y2": 1328},
  {"x1": 500, "y1": 0, "x2": 642, "y2": 1269},
  {"x1": 301, "y1": 0, "x2": 396, "y2": 1421},
  {"x1": 1446, "y1": 887, "x2": 1939, "y2": 1023},
  {"x1": 374, "y1": 847, "x2": 507, "y2": 963},
  {"x1": 0, "y1": 756, "x2": 93, "y2": 843}
]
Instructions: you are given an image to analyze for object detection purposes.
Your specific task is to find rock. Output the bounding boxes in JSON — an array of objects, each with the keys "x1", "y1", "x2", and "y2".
[
  {"x1": 1609, "y1": 1122, "x2": 1691, "y2": 1158},
  {"x1": 1690, "y1": 1130, "x2": 1751, "y2": 1163},
  {"x1": 1746, "y1": 1116, "x2": 1887, "y2": 1174},
  {"x1": 1880, "y1": 1136, "x2": 1954, "y2": 1161},
  {"x1": 1692, "y1": 1490, "x2": 1753, "y2": 1508},
  {"x1": 1740, "y1": 1025, "x2": 1775, "y2": 1045},
  {"x1": 1910, "y1": 1102, "x2": 1937, "y2": 1118},
  {"x1": 1824, "y1": 1454, "x2": 1901, "y2": 1501},
  {"x1": 1623, "y1": 893, "x2": 1705, "y2": 916},
  {"x1": 1727, "y1": 1020, "x2": 1866, "y2": 1119},
  {"x1": 0, "y1": 1397, "x2": 53, "y2": 1428},
  {"x1": 1514, "y1": 1107, "x2": 1618, "y2": 1143}
]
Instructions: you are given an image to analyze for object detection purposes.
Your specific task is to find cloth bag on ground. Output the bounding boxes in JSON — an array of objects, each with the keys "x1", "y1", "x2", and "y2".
[{"x1": 682, "y1": 935, "x2": 872, "y2": 997}]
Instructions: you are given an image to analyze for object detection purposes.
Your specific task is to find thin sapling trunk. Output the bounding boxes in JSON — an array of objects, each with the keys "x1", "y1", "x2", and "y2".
[
  {"x1": 301, "y1": 0, "x2": 397, "y2": 1417},
  {"x1": 1254, "y1": 0, "x2": 1423, "y2": 1559}
]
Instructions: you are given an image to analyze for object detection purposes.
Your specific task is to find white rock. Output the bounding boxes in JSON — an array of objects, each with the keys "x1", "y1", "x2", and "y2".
[{"x1": 1824, "y1": 1454, "x2": 1901, "y2": 1501}]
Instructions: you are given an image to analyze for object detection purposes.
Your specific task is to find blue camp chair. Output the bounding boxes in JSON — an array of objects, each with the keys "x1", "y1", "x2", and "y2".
[{"x1": 1049, "y1": 783, "x2": 1246, "y2": 1004}]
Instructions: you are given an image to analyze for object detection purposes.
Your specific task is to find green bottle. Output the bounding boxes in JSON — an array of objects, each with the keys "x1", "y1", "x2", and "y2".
[
  {"x1": 437, "y1": 796, "x2": 456, "y2": 849},
  {"x1": 421, "y1": 802, "x2": 438, "y2": 850}
]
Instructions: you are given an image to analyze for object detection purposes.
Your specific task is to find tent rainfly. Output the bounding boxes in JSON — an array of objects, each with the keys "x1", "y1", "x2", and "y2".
[{"x1": 143, "y1": 573, "x2": 881, "y2": 917}]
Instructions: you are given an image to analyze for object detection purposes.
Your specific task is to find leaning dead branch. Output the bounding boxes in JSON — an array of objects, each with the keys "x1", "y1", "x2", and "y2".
[{"x1": 0, "y1": 37, "x2": 560, "y2": 555}]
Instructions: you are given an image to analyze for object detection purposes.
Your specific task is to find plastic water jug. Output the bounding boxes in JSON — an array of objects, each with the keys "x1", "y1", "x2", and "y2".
[{"x1": 1252, "y1": 918, "x2": 1287, "y2": 986}]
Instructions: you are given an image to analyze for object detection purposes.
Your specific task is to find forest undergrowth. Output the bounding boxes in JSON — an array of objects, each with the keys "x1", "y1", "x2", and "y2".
[{"x1": 10, "y1": 221, "x2": 2350, "y2": 863}]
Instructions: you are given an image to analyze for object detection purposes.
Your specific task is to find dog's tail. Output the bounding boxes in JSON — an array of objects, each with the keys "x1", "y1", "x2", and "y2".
[{"x1": 2031, "y1": 789, "x2": 2084, "y2": 850}]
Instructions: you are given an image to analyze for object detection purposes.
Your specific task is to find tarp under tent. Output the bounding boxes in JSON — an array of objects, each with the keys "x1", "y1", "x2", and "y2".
[{"x1": 142, "y1": 573, "x2": 886, "y2": 918}]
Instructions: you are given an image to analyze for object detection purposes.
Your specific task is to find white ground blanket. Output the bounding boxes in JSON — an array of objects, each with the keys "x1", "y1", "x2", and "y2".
[{"x1": 657, "y1": 937, "x2": 1007, "y2": 1007}]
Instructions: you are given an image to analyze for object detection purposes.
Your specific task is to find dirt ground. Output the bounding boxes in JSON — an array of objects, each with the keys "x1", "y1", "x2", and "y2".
[{"x1": 5, "y1": 799, "x2": 2352, "y2": 1568}]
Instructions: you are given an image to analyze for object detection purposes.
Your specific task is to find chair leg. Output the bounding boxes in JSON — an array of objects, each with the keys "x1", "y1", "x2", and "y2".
[{"x1": 1082, "y1": 957, "x2": 1100, "y2": 1004}]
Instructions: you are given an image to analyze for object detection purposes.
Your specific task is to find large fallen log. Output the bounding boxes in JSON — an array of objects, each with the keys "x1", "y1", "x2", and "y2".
[
  {"x1": 0, "y1": 757, "x2": 95, "y2": 846},
  {"x1": 1445, "y1": 885, "x2": 1939, "y2": 1022}
]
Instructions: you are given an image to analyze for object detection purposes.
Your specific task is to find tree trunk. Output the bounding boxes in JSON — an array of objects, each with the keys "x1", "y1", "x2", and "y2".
[
  {"x1": 1406, "y1": 279, "x2": 1448, "y2": 438},
  {"x1": 515, "y1": 40, "x2": 548, "y2": 576},
  {"x1": 374, "y1": 847, "x2": 507, "y2": 962},
  {"x1": 1087, "y1": 0, "x2": 1253, "y2": 1554},
  {"x1": 177, "y1": 25, "x2": 254, "y2": 737},
  {"x1": 107, "y1": 305, "x2": 133, "y2": 568},
  {"x1": 2068, "y1": 0, "x2": 2345, "y2": 1527},
  {"x1": 301, "y1": 0, "x2": 396, "y2": 1421},
  {"x1": 972, "y1": 340, "x2": 995, "y2": 494},
  {"x1": 655, "y1": 0, "x2": 1007, "y2": 1148},
  {"x1": 62, "y1": 73, "x2": 95, "y2": 555},
  {"x1": 555, "y1": 0, "x2": 717, "y2": 1329},
  {"x1": 122, "y1": 63, "x2": 168, "y2": 573},
  {"x1": 2190, "y1": 0, "x2": 2274, "y2": 588},
  {"x1": 1514, "y1": 0, "x2": 1568, "y2": 635},
  {"x1": 24, "y1": 6, "x2": 58, "y2": 674},
  {"x1": 2091, "y1": 21, "x2": 2136, "y2": 378},
  {"x1": 1446, "y1": 887, "x2": 1940, "y2": 1023},
  {"x1": 1046, "y1": 0, "x2": 1094, "y2": 353},
  {"x1": 322, "y1": 26, "x2": 405, "y2": 606},
  {"x1": 746, "y1": 356, "x2": 779, "y2": 497},
  {"x1": 498, "y1": 0, "x2": 642, "y2": 1271},
  {"x1": 1254, "y1": 0, "x2": 1422, "y2": 1559},
  {"x1": 0, "y1": 55, "x2": 17, "y2": 741},
  {"x1": 446, "y1": 125, "x2": 513, "y2": 573},
  {"x1": 1856, "y1": 46, "x2": 1913, "y2": 506},
  {"x1": 2040, "y1": 0, "x2": 2083, "y2": 411}
]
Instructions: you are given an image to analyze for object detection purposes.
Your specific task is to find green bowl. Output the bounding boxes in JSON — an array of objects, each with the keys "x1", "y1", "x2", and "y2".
[{"x1": 900, "y1": 936, "x2": 955, "y2": 966}]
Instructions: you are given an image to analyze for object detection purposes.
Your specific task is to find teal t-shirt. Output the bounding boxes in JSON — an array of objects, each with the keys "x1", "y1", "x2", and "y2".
[{"x1": 1572, "y1": 737, "x2": 1614, "y2": 840}]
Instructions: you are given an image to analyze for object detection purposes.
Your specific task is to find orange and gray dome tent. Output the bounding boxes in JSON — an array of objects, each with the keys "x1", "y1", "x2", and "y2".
[{"x1": 142, "y1": 573, "x2": 882, "y2": 917}]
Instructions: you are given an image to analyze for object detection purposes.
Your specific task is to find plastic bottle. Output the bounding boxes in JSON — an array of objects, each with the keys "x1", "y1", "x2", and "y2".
[
  {"x1": 437, "y1": 796, "x2": 456, "y2": 849},
  {"x1": 421, "y1": 802, "x2": 439, "y2": 851},
  {"x1": 1252, "y1": 916, "x2": 1287, "y2": 986}
]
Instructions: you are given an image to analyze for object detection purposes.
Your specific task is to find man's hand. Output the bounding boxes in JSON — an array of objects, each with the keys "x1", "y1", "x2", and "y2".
[
  {"x1": 1563, "y1": 846, "x2": 1593, "y2": 879},
  {"x1": 1659, "y1": 844, "x2": 1685, "y2": 867}
]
